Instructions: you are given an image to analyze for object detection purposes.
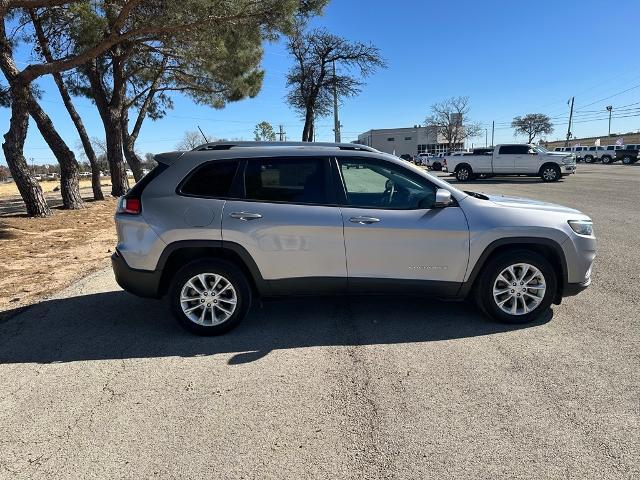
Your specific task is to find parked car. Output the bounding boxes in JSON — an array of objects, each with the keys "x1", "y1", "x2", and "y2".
[
  {"x1": 615, "y1": 144, "x2": 640, "y2": 164},
  {"x1": 112, "y1": 141, "x2": 595, "y2": 335},
  {"x1": 443, "y1": 144, "x2": 576, "y2": 182},
  {"x1": 582, "y1": 146, "x2": 612, "y2": 164},
  {"x1": 571, "y1": 146, "x2": 590, "y2": 162},
  {"x1": 603, "y1": 145, "x2": 624, "y2": 164},
  {"x1": 415, "y1": 152, "x2": 432, "y2": 166},
  {"x1": 416, "y1": 152, "x2": 445, "y2": 171}
]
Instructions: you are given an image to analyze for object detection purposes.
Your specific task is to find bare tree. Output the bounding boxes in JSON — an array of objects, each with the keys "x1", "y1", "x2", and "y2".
[
  {"x1": 286, "y1": 26, "x2": 385, "y2": 141},
  {"x1": 425, "y1": 96, "x2": 482, "y2": 151},
  {"x1": 511, "y1": 113, "x2": 554, "y2": 143},
  {"x1": 176, "y1": 130, "x2": 210, "y2": 151}
]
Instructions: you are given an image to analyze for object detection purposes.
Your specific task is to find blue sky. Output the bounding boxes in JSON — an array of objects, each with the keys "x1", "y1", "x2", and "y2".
[{"x1": 2, "y1": 0, "x2": 640, "y2": 165}]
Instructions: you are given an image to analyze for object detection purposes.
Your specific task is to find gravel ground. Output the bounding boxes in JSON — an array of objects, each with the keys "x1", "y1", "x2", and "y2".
[{"x1": 0, "y1": 164, "x2": 638, "y2": 479}]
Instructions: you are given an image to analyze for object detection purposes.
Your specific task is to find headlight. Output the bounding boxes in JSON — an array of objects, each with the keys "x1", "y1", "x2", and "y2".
[{"x1": 568, "y1": 220, "x2": 593, "y2": 236}]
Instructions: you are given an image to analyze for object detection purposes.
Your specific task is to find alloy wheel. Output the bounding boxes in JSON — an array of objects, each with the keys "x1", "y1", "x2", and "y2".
[
  {"x1": 542, "y1": 168, "x2": 557, "y2": 181},
  {"x1": 180, "y1": 273, "x2": 238, "y2": 326},
  {"x1": 492, "y1": 263, "x2": 546, "y2": 315}
]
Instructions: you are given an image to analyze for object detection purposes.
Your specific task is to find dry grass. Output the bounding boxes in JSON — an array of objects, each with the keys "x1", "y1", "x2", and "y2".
[
  {"x1": 0, "y1": 197, "x2": 119, "y2": 315},
  {"x1": 0, "y1": 177, "x2": 136, "y2": 198}
]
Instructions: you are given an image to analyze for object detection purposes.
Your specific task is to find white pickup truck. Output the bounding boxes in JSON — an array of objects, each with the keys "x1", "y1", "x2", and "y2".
[{"x1": 442, "y1": 144, "x2": 577, "y2": 182}]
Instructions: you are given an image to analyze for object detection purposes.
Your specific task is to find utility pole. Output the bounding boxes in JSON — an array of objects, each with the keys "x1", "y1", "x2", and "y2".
[
  {"x1": 491, "y1": 121, "x2": 495, "y2": 147},
  {"x1": 565, "y1": 97, "x2": 574, "y2": 147},
  {"x1": 332, "y1": 61, "x2": 341, "y2": 143},
  {"x1": 278, "y1": 125, "x2": 286, "y2": 142},
  {"x1": 606, "y1": 105, "x2": 613, "y2": 136},
  {"x1": 485, "y1": 128, "x2": 488, "y2": 147}
]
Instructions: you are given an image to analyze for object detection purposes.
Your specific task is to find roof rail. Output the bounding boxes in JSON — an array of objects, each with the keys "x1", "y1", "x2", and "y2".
[{"x1": 192, "y1": 141, "x2": 378, "y2": 153}]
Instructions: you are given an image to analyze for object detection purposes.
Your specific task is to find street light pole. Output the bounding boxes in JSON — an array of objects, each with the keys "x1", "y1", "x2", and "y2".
[{"x1": 606, "y1": 105, "x2": 613, "y2": 136}]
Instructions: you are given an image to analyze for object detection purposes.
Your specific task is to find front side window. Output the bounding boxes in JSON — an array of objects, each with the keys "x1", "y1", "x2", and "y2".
[
  {"x1": 180, "y1": 160, "x2": 239, "y2": 197},
  {"x1": 338, "y1": 157, "x2": 436, "y2": 209},
  {"x1": 244, "y1": 157, "x2": 327, "y2": 204}
]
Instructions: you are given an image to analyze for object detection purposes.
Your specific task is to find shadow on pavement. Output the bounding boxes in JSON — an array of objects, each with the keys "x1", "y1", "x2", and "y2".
[{"x1": 0, "y1": 291, "x2": 551, "y2": 365}]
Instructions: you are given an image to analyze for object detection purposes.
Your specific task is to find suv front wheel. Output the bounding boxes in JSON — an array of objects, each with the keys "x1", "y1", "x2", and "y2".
[
  {"x1": 476, "y1": 250, "x2": 557, "y2": 324},
  {"x1": 169, "y1": 259, "x2": 252, "y2": 335}
]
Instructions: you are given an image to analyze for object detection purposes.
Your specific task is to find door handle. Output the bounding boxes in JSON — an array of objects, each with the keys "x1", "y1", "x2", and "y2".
[
  {"x1": 229, "y1": 212, "x2": 262, "y2": 221},
  {"x1": 349, "y1": 216, "x2": 380, "y2": 225}
]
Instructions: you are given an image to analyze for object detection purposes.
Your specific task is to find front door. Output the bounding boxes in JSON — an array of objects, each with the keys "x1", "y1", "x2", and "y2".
[
  {"x1": 222, "y1": 156, "x2": 346, "y2": 294},
  {"x1": 335, "y1": 156, "x2": 469, "y2": 295}
]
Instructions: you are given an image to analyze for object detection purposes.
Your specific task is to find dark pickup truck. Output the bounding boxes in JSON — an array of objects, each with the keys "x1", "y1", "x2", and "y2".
[{"x1": 615, "y1": 144, "x2": 640, "y2": 165}]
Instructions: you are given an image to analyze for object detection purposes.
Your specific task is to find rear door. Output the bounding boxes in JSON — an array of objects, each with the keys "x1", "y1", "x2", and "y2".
[
  {"x1": 222, "y1": 156, "x2": 347, "y2": 294},
  {"x1": 335, "y1": 156, "x2": 469, "y2": 295},
  {"x1": 492, "y1": 145, "x2": 528, "y2": 173}
]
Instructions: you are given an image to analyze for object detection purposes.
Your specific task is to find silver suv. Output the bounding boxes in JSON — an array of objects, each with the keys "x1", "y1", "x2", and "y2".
[{"x1": 111, "y1": 142, "x2": 596, "y2": 335}]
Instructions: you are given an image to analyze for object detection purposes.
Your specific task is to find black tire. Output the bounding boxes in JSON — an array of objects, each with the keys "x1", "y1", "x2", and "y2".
[
  {"x1": 432, "y1": 162, "x2": 442, "y2": 171},
  {"x1": 169, "y1": 259, "x2": 252, "y2": 335},
  {"x1": 622, "y1": 155, "x2": 633, "y2": 165},
  {"x1": 475, "y1": 249, "x2": 557, "y2": 324},
  {"x1": 601, "y1": 155, "x2": 613, "y2": 164},
  {"x1": 583, "y1": 155, "x2": 594, "y2": 163},
  {"x1": 455, "y1": 165, "x2": 473, "y2": 182},
  {"x1": 540, "y1": 164, "x2": 561, "y2": 182}
]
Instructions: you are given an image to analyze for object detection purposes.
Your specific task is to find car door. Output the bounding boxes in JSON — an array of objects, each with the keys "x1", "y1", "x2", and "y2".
[
  {"x1": 222, "y1": 156, "x2": 347, "y2": 295},
  {"x1": 492, "y1": 145, "x2": 520, "y2": 173},
  {"x1": 335, "y1": 156, "x2": 469, "y2": 295},
  {"x1": 514, "y1": 146, "x2": 542, "y2": 174}
]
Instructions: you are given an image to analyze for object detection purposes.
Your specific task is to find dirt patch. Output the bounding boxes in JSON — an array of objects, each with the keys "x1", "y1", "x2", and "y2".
[{"x1": 0, "y1": 197, "x2": 119, "y2": 315}]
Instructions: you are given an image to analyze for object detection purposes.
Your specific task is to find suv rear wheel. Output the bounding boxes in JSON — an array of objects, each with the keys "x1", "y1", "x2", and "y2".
[
  {"x1": 601, "y1": 155, "x2": 613, "y2": 164},
  {"x1": 622, "y1": 155, "x2": 633, "y2": 165},
  {"x1": 476, "y1": 250, "x2": 557, "y2": 324},
  {"x1": 583, "y1": 155, "x2": 594, "y2": 163},
  {"x1": 169, "y1": 259, "x2": 251, "y2": 335},
  {"x1": 455, "y1": 165, "x2": 473, "y2": 182}
]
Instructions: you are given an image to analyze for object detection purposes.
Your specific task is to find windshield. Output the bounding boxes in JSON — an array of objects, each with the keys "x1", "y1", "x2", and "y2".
[{"x1": 533, "y1": 146, "x2": 549, "y2": 153}]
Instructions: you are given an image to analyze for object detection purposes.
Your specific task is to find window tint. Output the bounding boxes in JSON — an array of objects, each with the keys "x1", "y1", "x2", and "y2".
[
  {"x1": 180, "y1": 160, "x2": 238, "y2": 197},
  {"x1": 244, "y1": 157, "x2": 327, "y2": 204},
  {"x1": 338, "y1": 158, "x2": 436, "y2": 209},
  {"x1": 498, "y1": 145, "x2": 529, "y2": 155},
  {"x1": 387, "y1": 137, "x2": 395, "y2": 141}
]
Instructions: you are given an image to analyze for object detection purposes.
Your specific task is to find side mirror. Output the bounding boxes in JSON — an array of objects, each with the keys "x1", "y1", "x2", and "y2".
[{"x1": 434, "y1": 188, "x2": 452, "y2": 208}]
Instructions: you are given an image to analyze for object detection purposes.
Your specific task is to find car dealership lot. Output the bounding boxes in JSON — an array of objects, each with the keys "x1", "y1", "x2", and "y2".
[{"x1": 0, "y1": 164, "x2": 638, "y2": 479}]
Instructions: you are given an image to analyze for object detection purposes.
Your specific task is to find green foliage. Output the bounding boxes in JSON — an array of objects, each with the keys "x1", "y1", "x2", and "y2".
[
  {"x1": 511, "y1": 113, "x2": 554, "y2": 142},
  {"x1": 254, "y1": 121, "x2": 276, "y2": 141}
]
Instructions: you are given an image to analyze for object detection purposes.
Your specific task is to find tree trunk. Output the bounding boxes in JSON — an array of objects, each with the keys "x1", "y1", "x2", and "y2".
[
  {"x1": 85, "y1": 61, "x2": 129, "y2": 196},
  {"x1": 104, "y1": 110, "x2": 129, "y2": 196},
  {"x1": 302, "y1": 106, "x2": 314, "y2": 142},
  {"x1": 28, "y1": 96, "x2": 84, "y2": 210},
  {"x1": 0, "y1": 19, "x2": 50, "y2": 217},
  {"x1": 2, "y1": 91, "x2": 51, "y2": 216},
  {"x1": 121, "y1": 108, "x2": 144, "y2": 181},
  {"x1": 29, "y1": 10, "x2": 103, "y2": 201}
]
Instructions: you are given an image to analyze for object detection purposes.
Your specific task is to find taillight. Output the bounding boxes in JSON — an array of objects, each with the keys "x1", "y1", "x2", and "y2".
[{"x1": 118, "y1": 197, "x2": 141, "y2": 215}]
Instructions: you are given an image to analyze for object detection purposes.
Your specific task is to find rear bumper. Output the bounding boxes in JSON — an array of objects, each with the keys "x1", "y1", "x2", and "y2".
[{"x1": 111, "y1": 250, "x2": 162, "y2": 298}]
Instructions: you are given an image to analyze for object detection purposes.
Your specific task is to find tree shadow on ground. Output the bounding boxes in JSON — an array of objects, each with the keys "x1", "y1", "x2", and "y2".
[{"x1": 0, "y1": 291, "x2": 552, "y2": 365}]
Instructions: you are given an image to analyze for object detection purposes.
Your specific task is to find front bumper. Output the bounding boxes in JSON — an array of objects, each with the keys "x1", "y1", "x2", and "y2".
[
  {"x1": 111, "y1": 250, "x2": 162, "y2": 298},
  {"x1": 563, "y1": 164, "x2": 576, "y2": 174},
  {"x1": 564, "y1": 277, "x2": 591, "y2": 296}
]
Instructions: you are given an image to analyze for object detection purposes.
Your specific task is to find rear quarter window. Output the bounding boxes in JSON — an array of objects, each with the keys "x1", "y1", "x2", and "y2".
[{"x1": 180, "y1": 160, "x2": 239, "y2": 198}]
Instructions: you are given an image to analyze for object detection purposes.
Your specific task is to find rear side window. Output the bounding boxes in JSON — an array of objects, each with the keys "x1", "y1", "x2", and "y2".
[
  {"x1": 244, "y1": 157, "x2": 328, "y2": 204},
  {"x1": 499, "y1": 145, "x2": 529, "y2": 155},
  {"x1": 180, "y1": 160, "x2": 239, "y2": 197}
]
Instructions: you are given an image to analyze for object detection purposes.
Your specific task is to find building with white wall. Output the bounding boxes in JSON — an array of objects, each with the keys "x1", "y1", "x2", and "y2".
[{"x1": 356, "y1": 126, "x2": 462, "y2": 157}]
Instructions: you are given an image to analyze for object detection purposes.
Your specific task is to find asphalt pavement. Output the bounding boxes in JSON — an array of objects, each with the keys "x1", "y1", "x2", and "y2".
[{"x1": 0, "y1": 164, "x2": 638, "y2": 479}]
